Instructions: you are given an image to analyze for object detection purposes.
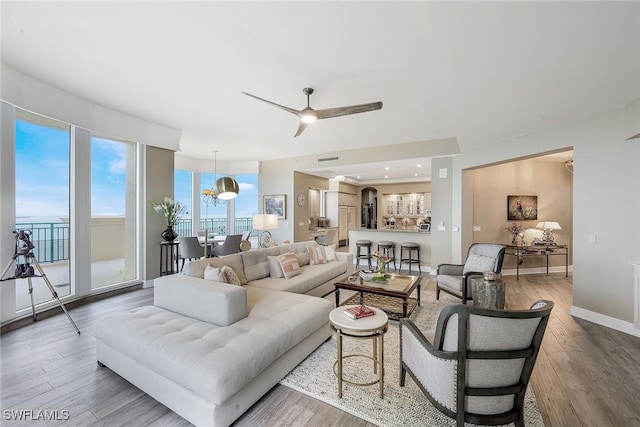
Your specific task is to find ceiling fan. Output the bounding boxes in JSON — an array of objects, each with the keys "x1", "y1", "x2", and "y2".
[{"x1": 241, "y1": 87, "x2": 383, "y2": 137}]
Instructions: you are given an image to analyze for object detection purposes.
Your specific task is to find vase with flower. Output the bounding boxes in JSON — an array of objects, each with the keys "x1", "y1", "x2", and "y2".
[
  {"x1": 371, "y1": 251, "x2": 391, "y2": 282},
  {"x1": 503, "y1": 222, "x2": 527, "y2": 246},
  {"x1": 152, "y1": 197, "x2": 187, "y2": 241}
]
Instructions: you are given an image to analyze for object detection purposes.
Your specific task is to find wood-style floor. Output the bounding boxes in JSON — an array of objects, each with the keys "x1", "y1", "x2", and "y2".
[{"x1": 1, "y1": 271, "x2": 640, "y2": 426}]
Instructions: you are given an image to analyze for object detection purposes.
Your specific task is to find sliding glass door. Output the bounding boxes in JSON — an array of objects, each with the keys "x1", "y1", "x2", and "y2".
[{"x1": 14, "y1": 110, "x2": 71, "y2": 309}]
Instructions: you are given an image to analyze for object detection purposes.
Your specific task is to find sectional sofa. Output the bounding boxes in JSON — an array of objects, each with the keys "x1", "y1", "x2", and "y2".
[{"x1": 95, "y1": 241, "x2": 353, "y2": 426}]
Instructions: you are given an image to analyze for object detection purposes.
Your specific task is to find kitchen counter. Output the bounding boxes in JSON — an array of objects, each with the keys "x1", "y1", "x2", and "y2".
[
  {"x1": 348, "y1": 228, "x2": 433, "y2": 273},
  {"x1": 351, "y1": 227, "x2": 430, "y2": 233}
]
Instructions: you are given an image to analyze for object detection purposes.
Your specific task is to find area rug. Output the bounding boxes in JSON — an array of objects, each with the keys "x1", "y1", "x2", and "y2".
[{"x1": 280, "y1": 295, "x2": 545, "y2": 427}]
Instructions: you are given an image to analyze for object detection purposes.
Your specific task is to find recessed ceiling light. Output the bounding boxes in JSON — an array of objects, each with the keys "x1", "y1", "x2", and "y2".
[
  {"x1": 415, "y1": 173, "x2": 418, "y2": 176},
  {"x1": 385, "y1": 166, "x2": 389, "y2": 170},
  {"x1": 357, "y1": 176, "x2": 360, "y2": 179},
  {"x1": 417, "y1": 164, "x2": 422, "y2": 168},
  {"x1": 385, "y1": 175, "x2": 388, "y2": 178}
]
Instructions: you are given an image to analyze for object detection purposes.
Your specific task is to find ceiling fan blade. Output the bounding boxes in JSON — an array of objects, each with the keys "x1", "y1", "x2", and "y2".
[
  {"x1": 294, "y1": 121, "x2": 310, "y2": 137},
  {"x1": 241, "y1": 91, "x2": 301, "y2": 116},
  {"x1": 316, "y1": 101, "x2": 383, "y2": 120}
]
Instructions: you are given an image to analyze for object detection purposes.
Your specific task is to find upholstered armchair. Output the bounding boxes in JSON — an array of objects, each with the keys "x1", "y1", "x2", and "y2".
[
  {"x1": 437, "y1": 243, "x2": 505, "y2": 303},
  {"x1": 314, "y1": 229, "x2": 337, "y2": 246},
  {"x1": 210, "y1": 234, "x2": 243, "y2": 257},
  {"x1": 178, "y1": 236, "x2": 206, "y2": 271},
  {"x1": 400, "y1": 300, "x2": 554, "y2": 427}
]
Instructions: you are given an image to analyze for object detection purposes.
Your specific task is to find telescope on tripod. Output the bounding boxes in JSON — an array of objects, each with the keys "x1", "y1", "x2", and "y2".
[{"x1": 0, "y1": 229, "x2": 80, "y2": 334}]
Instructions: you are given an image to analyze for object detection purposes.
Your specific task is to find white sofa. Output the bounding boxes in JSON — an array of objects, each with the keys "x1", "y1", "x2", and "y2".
[{"x1": 95, "y1": 241, "x2": 353, "y2": 426}]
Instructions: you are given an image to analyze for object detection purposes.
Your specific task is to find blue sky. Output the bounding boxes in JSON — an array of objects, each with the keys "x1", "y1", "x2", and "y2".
[{"x1": 16, "y1": 119, "x2": 258, "y2": 220}]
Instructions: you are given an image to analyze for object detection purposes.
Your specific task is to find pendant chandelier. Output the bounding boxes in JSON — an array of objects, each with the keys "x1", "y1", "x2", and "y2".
[{"x1": 202, "y1": 150, "x2": 239, "y2": 206}]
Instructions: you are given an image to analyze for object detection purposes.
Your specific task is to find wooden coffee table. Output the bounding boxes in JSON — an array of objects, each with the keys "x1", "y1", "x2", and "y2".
[{"x1": 334, "y1": 273, "x2": 421, "y2": 320}]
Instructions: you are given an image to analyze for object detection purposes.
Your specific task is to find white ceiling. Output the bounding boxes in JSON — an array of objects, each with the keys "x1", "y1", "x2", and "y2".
[{"x1": 1, "y1": 2, "x2": 638, "y2": 182}]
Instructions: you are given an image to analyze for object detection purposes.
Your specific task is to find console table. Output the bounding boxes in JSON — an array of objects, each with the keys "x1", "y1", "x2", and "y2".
[
  {"x1": 505, "y1": 244, "x2": 568, "y2": 280},
  {"x1": 159, "y1": 241, "x2": 180, "y2": 276}
]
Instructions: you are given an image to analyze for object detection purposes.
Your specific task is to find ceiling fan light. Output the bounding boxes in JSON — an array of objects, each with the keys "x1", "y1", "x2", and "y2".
[
  {"x1": 215, "y1": 176, "x2": 240, "y2": 200},
  {"x1": 301, "y1": 114, "x2": 317, "y2": 124}
]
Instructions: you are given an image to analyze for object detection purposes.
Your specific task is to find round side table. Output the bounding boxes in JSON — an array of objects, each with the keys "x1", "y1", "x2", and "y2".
[
  {"x1": 329, "y1": 305, "x2": 389, "y2": 398},
  {"x1": 470, "y1": 276, "x2": 506, "y2": 309}
]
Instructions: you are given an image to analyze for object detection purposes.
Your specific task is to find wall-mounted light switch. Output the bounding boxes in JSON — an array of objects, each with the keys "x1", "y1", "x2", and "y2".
[
  {"x1": 473, "y1": 226, "x2": 481, "y2": 232},
  {"x1": 588, "y1": 234, "x2": 597, "y2": 244}
]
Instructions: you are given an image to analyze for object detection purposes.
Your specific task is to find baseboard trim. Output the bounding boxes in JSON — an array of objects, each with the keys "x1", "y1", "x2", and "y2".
[
  {"x1": 570, "y1": 305, "x2": 640, "y2": 338},
  {"x1": 1, "y1": 282, "x2": 143, "y2": 334},
  {"x1": 502, "y1": 265, "x2": 573, "y2": 276}
]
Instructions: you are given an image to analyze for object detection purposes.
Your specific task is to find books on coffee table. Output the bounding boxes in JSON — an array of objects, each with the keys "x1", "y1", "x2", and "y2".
[{"x1": 344, "y1": 305, "x2": 375, "y2": 320}]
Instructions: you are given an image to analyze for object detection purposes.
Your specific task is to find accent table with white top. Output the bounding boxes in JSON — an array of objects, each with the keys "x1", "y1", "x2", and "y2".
[{"x1": 329, "y1": 305, "x2": 389, "y2": 398}]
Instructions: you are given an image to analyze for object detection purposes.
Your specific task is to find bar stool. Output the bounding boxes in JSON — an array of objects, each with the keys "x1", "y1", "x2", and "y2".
[
  {"x1": 356, "y1": 240, "x2": 373, "y2": 270},
  {"x1": 377, "y1": 241, "x2": 396, "y2": 271},
  {"x1": 400, "y1": 242, "x2": 421, "y2": 274}
]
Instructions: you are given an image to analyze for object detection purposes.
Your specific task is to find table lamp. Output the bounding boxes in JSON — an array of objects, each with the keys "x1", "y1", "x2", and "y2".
[
  {"x1": 253, "y1": 214, "x2": 278, "y2": 248},
  {"x1": 536, "y1": 221, "x2": 561, "y2": 243}
]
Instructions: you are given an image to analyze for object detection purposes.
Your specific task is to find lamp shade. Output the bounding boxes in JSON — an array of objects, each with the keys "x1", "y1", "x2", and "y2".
[
  {"x1": 253, "y1": 214, "x2": 278, "y2": 230},
  {"x1": 536, "y1": 221, "x2": 561, "y2": 230},
  {"x1": 215, "y1": 177, "x2": 239, "y2": 200}
]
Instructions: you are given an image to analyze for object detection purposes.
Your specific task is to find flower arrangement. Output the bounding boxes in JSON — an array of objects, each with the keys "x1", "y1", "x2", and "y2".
[
  {"x1": 152, "y1": 197, "x2": 186, "y2": 227},
  {"x1": 503, "y1": 222, "x2": 527, "y2": 245},
  {"x1": 372, "y1": 251, "x2": 391, "y2": 281}
]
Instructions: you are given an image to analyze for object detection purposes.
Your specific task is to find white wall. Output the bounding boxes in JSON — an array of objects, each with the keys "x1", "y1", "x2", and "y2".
[
  {"x1": 1, "y1": 64, "x2": 181, "y2": 150},
  {"x1": 452, "y1": 108, "x2": 640, "y2": 333},
  {"x1": 258, "y1": 138, "x2": 460, "y2": 244}
]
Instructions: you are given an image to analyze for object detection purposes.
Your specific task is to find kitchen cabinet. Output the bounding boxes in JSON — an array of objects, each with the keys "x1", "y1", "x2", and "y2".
[
  {"x1": 382, "y1": 192, "x2": 431, "y2": 229},
  {"x1": 325, "y1": 191, "x2": 357, "y2": 246},
  {"x1": 383, "y1": 193, "x2": 430, "y2": 216},
  {"x1": 308, "y1": 188, "x2": 320, "y2": 217}
]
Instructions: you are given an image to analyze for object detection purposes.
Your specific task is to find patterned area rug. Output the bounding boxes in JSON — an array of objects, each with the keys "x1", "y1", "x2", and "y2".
[{"x1": 280, "y1": 294, "x2": 545, "y2": 427}]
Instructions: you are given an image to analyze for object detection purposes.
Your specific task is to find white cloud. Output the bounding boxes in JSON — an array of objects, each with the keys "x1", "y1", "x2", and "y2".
[{"x1": 238, "y1": 182, "x2": 256, "y2": 191}]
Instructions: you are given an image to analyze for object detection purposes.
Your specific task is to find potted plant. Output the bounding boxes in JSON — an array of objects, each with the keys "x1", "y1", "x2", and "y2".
[{"x1": 152, "y1": 197, "x2": 186, "y2": 241}]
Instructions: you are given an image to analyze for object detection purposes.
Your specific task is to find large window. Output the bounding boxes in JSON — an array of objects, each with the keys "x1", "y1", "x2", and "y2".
[
  {"x1": 90, "y1": 135, "x2": 137, "y2": 289},
  {"x1": 174, "y1": 169, "x2": 192, "y2": 237},
  {"x1": 233, "y1": 174, "x2": 259, "y2": 236},
  {"x1": 200, "y1": 173, "x2": 228, "y2": 235},
  {"x1": 14, "y1": 111, "x2": 71, "y2": 309}
]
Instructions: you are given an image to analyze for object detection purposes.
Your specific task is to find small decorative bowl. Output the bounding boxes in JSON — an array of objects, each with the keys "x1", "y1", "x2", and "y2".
[{"x1": 483, "y1": 271, "x2": 496, "y2": 281}]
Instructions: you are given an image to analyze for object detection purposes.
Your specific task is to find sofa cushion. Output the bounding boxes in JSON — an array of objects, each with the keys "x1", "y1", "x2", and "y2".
[
  {"x1": 324, "y1": 245, "x2": 336, "y2": 262},
  {"x1": 242, "y1": 242, "x2": 317, "y2": 282},
  {"x1": 182, "y1": 254, "x2": 247, "y2": 285},
  {"x1": 248, "y1": 261, "x2": 346, "y2": 294},
  {"x1": 221, "y1": 265, "x2": 242, "y2": 286},
  {"x1": 95, "y1": 287, "x2": 332, "y2": 406},
  {"x1": 307, "y1": 245, "x2": 327, "y2": 265},
  {"x1": 267, "y1": 255, "x2": 284, "y2": 278},
  {"x1": 204, "y1": 265, "x2": 224, "y2": 282},
  {"x1": 463, "y1": 253, "x2": 496, "y2": 274},
  {"x1": 278, "y1": 252, "x2": 301, "y2": 279},
  {"x1": 154, "y1": 275, "x2": 247, "y2": 326}
]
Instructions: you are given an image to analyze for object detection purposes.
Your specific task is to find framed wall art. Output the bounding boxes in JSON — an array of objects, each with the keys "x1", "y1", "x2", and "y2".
[
  {"x1": 263, "y1": 194, "x2": 286, "y2": 220},
  {"x1": 507, "y1": 195, "x2": 538, "y2": 220}
]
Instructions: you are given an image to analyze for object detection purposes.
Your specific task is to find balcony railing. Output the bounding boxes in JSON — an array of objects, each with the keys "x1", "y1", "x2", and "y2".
[
  {"x1": 13, "y1": 222, "x2": 69, "y2": 263},
  {"x1": 14, "y1": 217, "x2": 257, "y2": 264},
  {"x1": 174, "y1": 217, "x2": 257, "y2": 239}
]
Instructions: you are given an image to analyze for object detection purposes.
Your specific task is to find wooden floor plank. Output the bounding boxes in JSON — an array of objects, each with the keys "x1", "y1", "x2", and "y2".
[{"x1": 2, "y1": 272, "x2": 640, "y2": 426}]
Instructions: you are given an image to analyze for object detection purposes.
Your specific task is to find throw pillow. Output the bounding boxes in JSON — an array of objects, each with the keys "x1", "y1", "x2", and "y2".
[
  {"x1": 267, "y1": 255, "x2": 284, "y2": 278},
  {"x1": 278, "y1": 252, "x2": 301, "y2": 279},
  {"x1": 307, "y1": 245, "x2": 327, "y2": 265},
  {"x1": 204, "y1": 264, "x2": 225, "y2": 282},
  {"x1": 324, "y1": 245, "x2": 336, "y2": 262},
  {"x1": 221, "y1": 264, "x2": 242, "y2": 286},
  {"x1": 463, "y1": 253, "x2": 496, "y2": 274}
]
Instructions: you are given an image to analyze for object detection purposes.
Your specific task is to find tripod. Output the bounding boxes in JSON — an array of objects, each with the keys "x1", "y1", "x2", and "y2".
[{"x1": 0, "y1": 233, "x2": 80, "y2": 335}]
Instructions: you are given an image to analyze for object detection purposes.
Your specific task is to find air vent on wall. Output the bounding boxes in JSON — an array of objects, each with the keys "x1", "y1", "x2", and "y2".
[{"x1": 318, "y1": 156, "x2": 339, "y2": 162}]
